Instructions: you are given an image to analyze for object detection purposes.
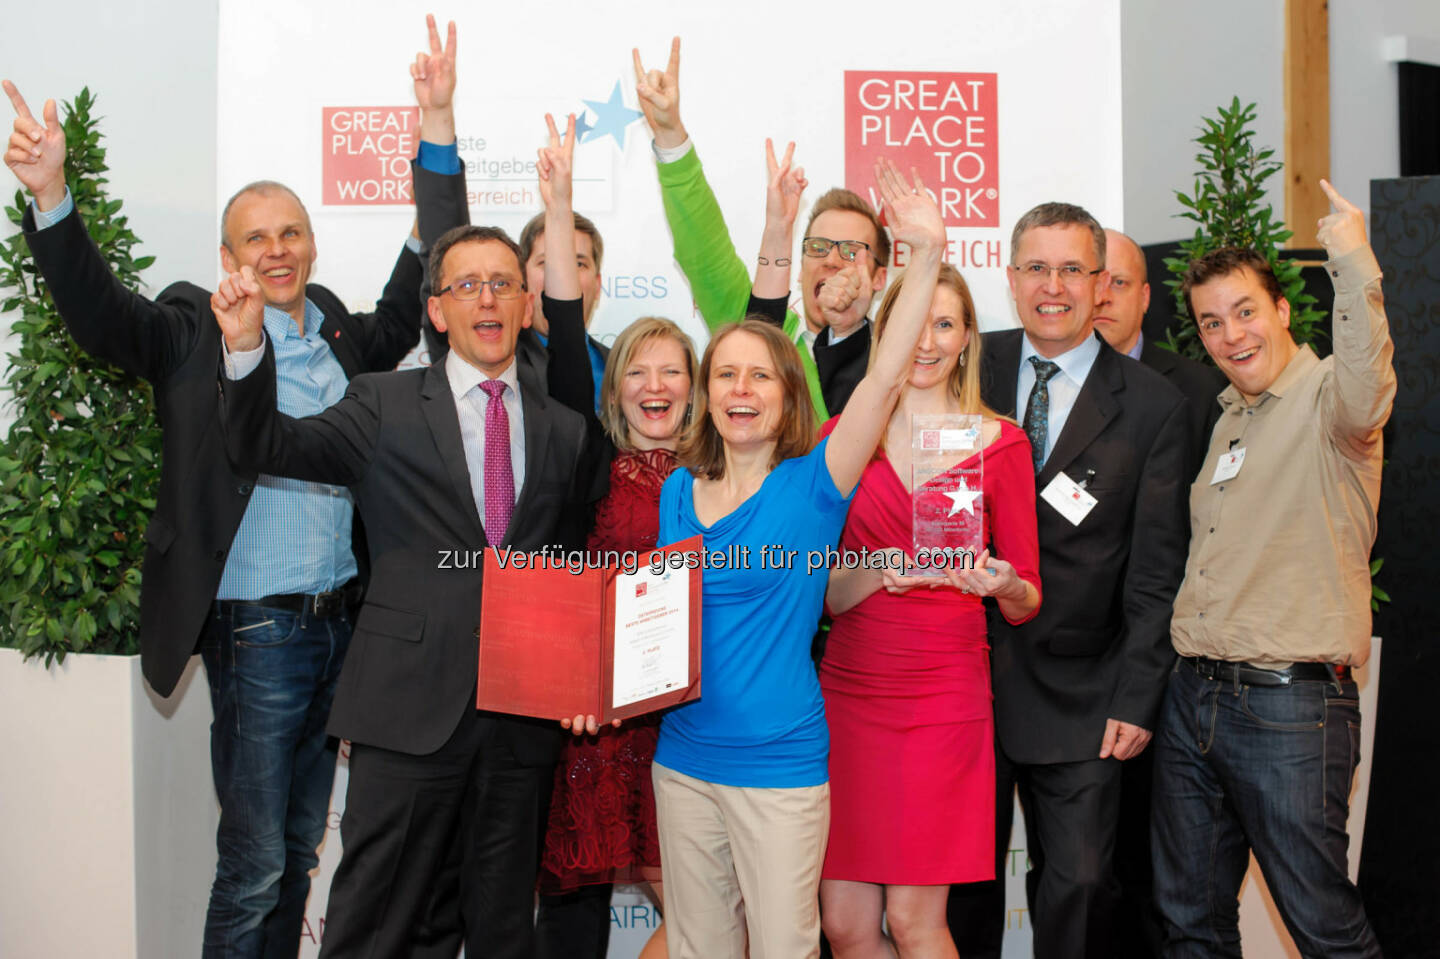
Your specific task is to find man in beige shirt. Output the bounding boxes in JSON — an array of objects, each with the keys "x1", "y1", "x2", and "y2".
[{"x1": 1152, "y1": 181, "x2": 1392, "y2": 958}]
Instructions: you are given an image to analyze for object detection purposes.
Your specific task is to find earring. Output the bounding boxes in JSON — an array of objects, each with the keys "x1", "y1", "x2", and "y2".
[{"x1": 959, "y1": 353, "x2": 967, "y2": 367}]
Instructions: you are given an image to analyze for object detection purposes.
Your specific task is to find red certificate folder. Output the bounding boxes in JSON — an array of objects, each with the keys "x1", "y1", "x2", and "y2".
[{"x1": 477, "y1": 535, "x2": 703, "y2": 724}]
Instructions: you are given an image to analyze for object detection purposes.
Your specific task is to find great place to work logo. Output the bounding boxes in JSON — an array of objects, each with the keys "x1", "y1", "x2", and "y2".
[
  {"x1": 322, "y1": 106, "x2": 422, "y2": 206},
  {"x1": 845, "y1": 72, "x2": 999, "y2": 231}
]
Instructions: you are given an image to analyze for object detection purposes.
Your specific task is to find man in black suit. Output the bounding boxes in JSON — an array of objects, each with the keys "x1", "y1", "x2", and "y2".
[
  {"x1": 3, "y1": 22, "x2": 463, "y2": 956},
  {"x1": 423, "y1": 210, "x2": 611, "y2": 411},
  {"x1": 214, "y1": 222, "x2": 592, "y2": 958},
  {"x1": 1095, "y1": 228, "x2": 1224, "y2": 479},
  {"x1": 948, "y1": 203, "x2": 1190, "y2": 958}
]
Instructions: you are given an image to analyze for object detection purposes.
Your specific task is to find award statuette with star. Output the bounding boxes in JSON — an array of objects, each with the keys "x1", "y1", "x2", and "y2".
[{"x1": 911, "y1": 413, "x2": 984, "y2": 565}]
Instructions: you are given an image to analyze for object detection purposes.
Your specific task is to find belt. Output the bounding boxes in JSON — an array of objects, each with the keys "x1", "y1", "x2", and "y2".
[
  {"x1": 1186, "y1": 656, "x2": 1348, "y2": 687},
  {"x1": 217, "y1": 580, "x2": 362, "y2": 619}
]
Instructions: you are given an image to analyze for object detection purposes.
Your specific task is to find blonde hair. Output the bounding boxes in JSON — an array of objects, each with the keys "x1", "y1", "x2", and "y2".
[
  {"x1": 871, "y1": 263, "x2": 1006, "y2": 443},
  {"x1": 599, "y1": 316, "x2": 700, "y2": 451},
  {"x1": 679, "y1": 319, "x2": 817, "y2": 480}
]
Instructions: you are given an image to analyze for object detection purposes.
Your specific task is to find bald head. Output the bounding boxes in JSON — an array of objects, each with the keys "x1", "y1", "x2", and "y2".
[{"x1": 1093, "y1": 229, "x2": 1150, "y2": 356}]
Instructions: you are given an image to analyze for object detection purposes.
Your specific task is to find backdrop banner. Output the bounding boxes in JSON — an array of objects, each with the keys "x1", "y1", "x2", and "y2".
[{"x1": 216, "y1": 2, "x2": 1122, "y2": 956}]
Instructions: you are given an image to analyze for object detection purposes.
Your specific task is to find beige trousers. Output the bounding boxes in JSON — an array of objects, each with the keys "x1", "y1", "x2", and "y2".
[{"x1": 652, "y1": 761, "x2": 830, "y2": 959}]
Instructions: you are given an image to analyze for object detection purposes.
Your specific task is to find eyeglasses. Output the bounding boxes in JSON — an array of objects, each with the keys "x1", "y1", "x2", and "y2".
[
  {"x1": 1013, "y1": 262, "x2": 1103, "y2": 284},
  {"x1": 801, "y1": 236, "x2": 871, "y2": 262},
  {"x1": 437, "y1": 277, "x2": 523, "y2": 300}
]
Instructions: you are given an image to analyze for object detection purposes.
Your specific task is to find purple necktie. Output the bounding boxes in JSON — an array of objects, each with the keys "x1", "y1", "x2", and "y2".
[{"x1": 479, "y1": 379, "x2": 514, "y2": 543}]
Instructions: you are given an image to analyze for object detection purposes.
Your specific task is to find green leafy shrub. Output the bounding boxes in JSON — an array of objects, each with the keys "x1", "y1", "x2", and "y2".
[
  {"x1": 1162, "y1": 97, "x2": 1327, "y2": 362},
  {"x1": 0, "y1": 88, "x2": 159, "y2": 660}
]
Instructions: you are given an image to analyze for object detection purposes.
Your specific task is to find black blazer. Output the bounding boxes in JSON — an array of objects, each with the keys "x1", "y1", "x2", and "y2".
[
  {"x1": 980, "y1": 330, "x2": 1190, "y2": 764},
  {"x1": 219, "y1": 347, "x2": 593, "y2": 760},
  {"x1": 1138, "y1": 338, "x2": 1225, "y2": 479},
  {"x1": 21, "y1": 165, "x2": 464, "y2": 697}
]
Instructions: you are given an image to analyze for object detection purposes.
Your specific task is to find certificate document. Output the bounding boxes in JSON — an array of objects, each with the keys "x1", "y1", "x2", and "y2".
[
  {"x1": 611, "y1": 564, "x2": 692, "y2": 709},
  {"x1": 477, "y1": 535, "x2": 702, "y2": 723}
]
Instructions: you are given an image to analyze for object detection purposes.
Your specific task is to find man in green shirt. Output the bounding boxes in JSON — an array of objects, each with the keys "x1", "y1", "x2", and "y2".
[{"x1": 634, "y1": 37, "x2": 889, "y2": 420}]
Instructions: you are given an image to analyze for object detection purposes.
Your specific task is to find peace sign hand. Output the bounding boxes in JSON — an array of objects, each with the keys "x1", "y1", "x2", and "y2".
[
  {"x1": 536, "y1": 113, "x2": 576, "y2": 211},
  {"x1": 3, "y1": 80, "x2": 67, "y2": 211},
  {"x1": 1316, "y1": 179, "x2": 1366, "y2": 261},
  {"x1": 764, "y1": 138, "x2": 808, "y2": 230},
  {"x1": 633, "y1": 37, "x2": 686, "y2": 150},
  {"x1": 411, "y1": 14, "x2": 457, "y2": 113}
]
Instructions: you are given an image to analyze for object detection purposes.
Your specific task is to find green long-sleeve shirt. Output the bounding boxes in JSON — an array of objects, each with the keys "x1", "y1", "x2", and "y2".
[{"x1": 656, "y1": 145, "x2": 829, "y2": 421}]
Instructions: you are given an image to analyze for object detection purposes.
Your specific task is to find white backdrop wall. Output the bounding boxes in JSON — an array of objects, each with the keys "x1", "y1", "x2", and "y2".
[{"x1": 215, "y1": 0, "x2": 1123, "y2": 350}]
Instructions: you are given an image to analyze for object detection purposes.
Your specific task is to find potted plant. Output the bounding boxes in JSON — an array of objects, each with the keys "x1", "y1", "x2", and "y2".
[{"x1": 0, "y1": 89, "x2": 215, "y2": 959}]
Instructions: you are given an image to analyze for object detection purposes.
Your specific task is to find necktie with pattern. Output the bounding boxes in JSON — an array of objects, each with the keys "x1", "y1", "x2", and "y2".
[
  {"x1": 1023, "y1": 357, "x2": 1061, "y2": 473},
  {"x1": 478, "y1": 379, "x2": 514, "y2": 543}
]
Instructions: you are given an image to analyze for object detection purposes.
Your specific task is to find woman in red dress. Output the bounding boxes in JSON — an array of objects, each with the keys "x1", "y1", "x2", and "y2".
[
  {"x1": 532, "y1": 113, "x2": 694, "y2": 959},
  {"x1": 819, "y1": 264, "x2": 1043, "y2": 958}
]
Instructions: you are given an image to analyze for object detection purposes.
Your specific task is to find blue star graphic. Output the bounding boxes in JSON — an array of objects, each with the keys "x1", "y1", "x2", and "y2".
[
  {"x1": 573, "y1": 112, "x2": 594, "y2": 140},
  {"x1": 580, "y1": 81, "x2": 643, "y2": 149}
]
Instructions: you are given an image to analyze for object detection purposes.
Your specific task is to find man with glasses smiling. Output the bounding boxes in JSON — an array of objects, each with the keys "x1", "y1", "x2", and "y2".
[
  {"x1": 947, "y1": 202, "x2": 1191, "y2": 958},
  {"x1": 634, "y1": 38, "x2": 888, "y2": 420}
]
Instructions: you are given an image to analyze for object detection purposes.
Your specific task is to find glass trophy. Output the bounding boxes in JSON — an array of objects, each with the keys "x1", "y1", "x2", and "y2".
[{"x1": 911, "y1": 413, "x2": 984, "y2": 569}]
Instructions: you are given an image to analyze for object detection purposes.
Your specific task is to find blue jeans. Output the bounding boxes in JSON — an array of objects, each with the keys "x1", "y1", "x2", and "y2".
[
  {"x1": 199, "y1": 601, "x2": 351, "y2": 959},
  {"x1": 1151, "y1": 659, "x2": 1382, "y2": 958}
]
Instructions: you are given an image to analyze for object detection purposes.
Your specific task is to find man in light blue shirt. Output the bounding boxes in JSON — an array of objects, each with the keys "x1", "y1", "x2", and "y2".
[{"x1": 3, "y1": 17, "x2": 469, "y2": 958}]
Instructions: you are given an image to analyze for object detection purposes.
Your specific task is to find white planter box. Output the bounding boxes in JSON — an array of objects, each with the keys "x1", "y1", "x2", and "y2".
[{"x1": 0, "y1": 648, "x2": 218, "y2": 959}]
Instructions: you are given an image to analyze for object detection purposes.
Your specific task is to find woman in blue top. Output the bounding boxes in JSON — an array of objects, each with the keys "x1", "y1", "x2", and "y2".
[{"x1": 651, "y1": 158, "x2": 947, "y2": 959}]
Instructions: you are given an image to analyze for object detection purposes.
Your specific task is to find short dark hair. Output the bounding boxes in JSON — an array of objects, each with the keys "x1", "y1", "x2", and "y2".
[
  {"x1": 678, "y1": 319, "x2": 816, "y2": 480},
  {"x1": 1010, "y1": 202, "x2": 1106, "y2": 267},
  {"x1": 518, "y1": 211, "x2": 605, "y2": 271},
  {"x1": 804, "y1": 188, "x2": 891, "y2": 269},
  {"x1": 220, "y1": 180, "x2": 311, "y2": 248},
  {"x1": 1181, "y1": 247, "x2": 1284, "y2": 322},
  {"x1": 429, "y1": 225, "x2": 525, "y2": 292}
]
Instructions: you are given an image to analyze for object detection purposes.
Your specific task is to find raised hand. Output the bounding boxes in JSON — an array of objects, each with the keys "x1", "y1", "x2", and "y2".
[
  {"x1": 412, "y1": 14, "x2": 457, "y2": 144},
  {"x1": 633, "y1": 37, "x2": 686, "y2": 150},
  {"x1": 764, "y1": 138, "x2": 807, "y2": 230},
  {"x1": 1316, "y1": 179, "x2": 1366, "y2": 260},
  {"x1": 535, "y1": 113, "x2": 576, "y2": 211},
  {"x1": 211, "y1": 267, "x2": 266, "y2": 353},
  {"x1": 874, "y1": 158, "x2": 945, "y2": 255},
  {"x1": 3, "y1": 80, "x2": 67, "y2": 211}
]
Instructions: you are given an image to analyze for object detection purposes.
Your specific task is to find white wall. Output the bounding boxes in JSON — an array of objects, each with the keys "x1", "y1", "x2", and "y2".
[
  {"x1": 1120, "y1": 0, "x2": 1440, "y2": 247},
  {"x1": 0, "y1": 0, "x2": 217, "y2": 434},
  {"x1": 1120, "y1": 0, "x2": 1286, "y2": 245}
]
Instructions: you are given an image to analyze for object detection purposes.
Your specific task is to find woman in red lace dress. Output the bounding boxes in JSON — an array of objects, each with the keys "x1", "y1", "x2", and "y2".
[{"x1": 528, "y1": 106, "x2": 698, "y2": 959}]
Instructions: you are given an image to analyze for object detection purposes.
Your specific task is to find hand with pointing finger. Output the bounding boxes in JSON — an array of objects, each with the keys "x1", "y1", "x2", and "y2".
[
  {"x1": 1316, "y1": 178, "x2": 1366, "y2": 261},
  {"x1": 211, "y1": 267, "x2": 266, "y2": 354},
  {"x1": 633, "y1": 37, "x2": 686, "y2": 150},
  {"x1": 3, "y1": 80, "x2": 67, "y2": 212}
]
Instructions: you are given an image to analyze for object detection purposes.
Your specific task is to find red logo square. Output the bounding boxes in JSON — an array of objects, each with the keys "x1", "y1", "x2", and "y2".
[{"x1": 845, "y1": 72, "x2": 999, "y2": 237}]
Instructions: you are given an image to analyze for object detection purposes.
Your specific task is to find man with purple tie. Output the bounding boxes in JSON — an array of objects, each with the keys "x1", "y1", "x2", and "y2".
[{"x1": 212, "y1": 222, "x2": 593, "y2": 957}]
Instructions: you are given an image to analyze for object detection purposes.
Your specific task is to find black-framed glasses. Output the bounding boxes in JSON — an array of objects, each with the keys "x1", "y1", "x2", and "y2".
[
  {"x1": 1013, "y1": 262, "x2": 1103, "y2": 284},
  {"x1": 438, "y1": 277, "x2": 523, "y2": 300},
  {"x1": 801, "y1": 236, "x2": 871, "y2": 262}
]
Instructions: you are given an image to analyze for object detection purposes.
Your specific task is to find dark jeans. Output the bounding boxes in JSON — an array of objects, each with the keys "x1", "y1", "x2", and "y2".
[
  {"x1": 1152, "y1": 659, "x2": 1382, "y2": 958},
  {"x1": 199, "y1": 601, "x2": 350, "y2": 959}
]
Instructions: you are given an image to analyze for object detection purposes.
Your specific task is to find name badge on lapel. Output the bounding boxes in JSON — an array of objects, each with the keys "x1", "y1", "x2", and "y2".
[
  {"x1": 1040, "y1": 471, "x2": 1098, "y2": 526},
  {"x1": 1210, "y1": 447, "x2": 1246, "y2": 485}
]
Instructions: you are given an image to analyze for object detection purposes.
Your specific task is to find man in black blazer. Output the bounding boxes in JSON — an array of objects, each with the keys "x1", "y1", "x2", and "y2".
[
  {"x1": 948, "y1": 204, "x2": 1190, "y2": 958},
  {"x1": 215, "y1": 223, "x2": 592, "y2": 958},
  {"x1": 422, "y1": 209, "x2": 611, "y2": 409},
  {"x1": 1095, "y1": 228, "x2": 1224, "y2": 479},
  {"x1": 4, "y1": 26, "x2": 463, "y2": 956}
]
